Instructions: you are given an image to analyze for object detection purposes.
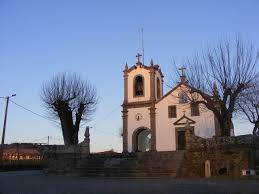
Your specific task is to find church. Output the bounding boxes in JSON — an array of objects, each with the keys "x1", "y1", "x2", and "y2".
[{"x1": 122, "y1": 54, "x2": 218, "y2": 153}]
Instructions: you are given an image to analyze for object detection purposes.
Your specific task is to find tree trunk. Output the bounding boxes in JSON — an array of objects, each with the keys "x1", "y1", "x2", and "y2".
[
  {"x1": 61, "y1": 124, "x2": 72, "y2": 145},
  {"x1": 72, "y1": 127, "x2": 79, "y2": 145},
  {"x1": 253, "y1": 121, "x2": 259, "y2": 135},
  {"x1": 59, "y1": 108, "x2": 75, "y2": 145},
  {"x1": 220, "y1": 116, "x2": 232, "y2": 136}
]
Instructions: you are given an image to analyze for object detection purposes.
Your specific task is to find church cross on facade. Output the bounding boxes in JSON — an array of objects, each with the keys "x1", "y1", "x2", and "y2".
[{"x1": 136, "y1": 53, "x2": 142, "y2": 64}]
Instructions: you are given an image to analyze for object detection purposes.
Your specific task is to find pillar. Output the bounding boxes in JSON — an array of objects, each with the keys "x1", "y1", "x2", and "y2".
[
  {"x1": 122, "y1": 107, "x2": 128, "y2": 152},
  {"x1": 150, "y1": 105, "x2": 156, "y2": 151}
]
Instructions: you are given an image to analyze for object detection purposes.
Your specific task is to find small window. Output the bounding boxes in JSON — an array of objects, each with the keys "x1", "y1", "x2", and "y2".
[
  {"x1": 179, "y1": 92, "x2": 188, "y2": 103},
  {"x1": 191, "y1": 102, "x2": 200, "y2": 116},
  {"x1": 168, "y1": 105, "x2": 177, "y2": 118},
  {"x1": 157, "y1": 78, "x2": 161, "y2": 99},
  {"x1": 134, "y1": 75, "x2": 144, "y2": 96}
]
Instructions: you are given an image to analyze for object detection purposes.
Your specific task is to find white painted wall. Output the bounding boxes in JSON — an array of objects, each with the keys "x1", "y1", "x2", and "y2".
[
  {"x1": 127, "y1": 107, "x2": 151, "y2": 152},
  {"x1": 127, "y1": 66, "x2": 151, "y2": 102},
  {"x1": 155, "y1": 85, "x2": 215, "y2": 151}
]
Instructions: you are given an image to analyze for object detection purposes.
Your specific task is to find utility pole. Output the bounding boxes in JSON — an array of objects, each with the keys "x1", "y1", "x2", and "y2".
[
  {"x1": 47, "y1": 136, "x2": 49, "y2": 145},
  {"x1": 0, "y1": 94, "x2": 16, "y2": 166}
]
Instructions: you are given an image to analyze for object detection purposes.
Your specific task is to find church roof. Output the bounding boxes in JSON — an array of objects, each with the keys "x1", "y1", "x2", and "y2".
[
  {"x1": 156, "y1": 81, "x2": 213, "y2": 104},
  {"x1": 4, "y1": 148, "x2": 40, "y2": 155},
  {"x1": 156, "y1": 82, "x2": 189, "y2": 104}
]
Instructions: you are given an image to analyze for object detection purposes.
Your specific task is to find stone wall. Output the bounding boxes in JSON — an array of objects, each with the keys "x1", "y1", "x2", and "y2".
[
  {"x1": 42, "y1": 144, "x2": 90, "y2": 174},
  {"x1": 179, "y1": 129, "x2": 259, "y2": 178},
  {"x1": 42, "y1": 127, "x2": 90, "y2": 174},
  {"x1": 42, "y1": 128, "x2": 259, "y2": 179}
]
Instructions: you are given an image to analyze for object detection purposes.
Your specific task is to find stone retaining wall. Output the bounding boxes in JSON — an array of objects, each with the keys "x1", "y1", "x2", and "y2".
[
  {"x1": 42, "y1": 130, "x2": 259, "y2": 179},
  {"x1": 179, "y1": 129, "x2": 259, "y2": 178}
]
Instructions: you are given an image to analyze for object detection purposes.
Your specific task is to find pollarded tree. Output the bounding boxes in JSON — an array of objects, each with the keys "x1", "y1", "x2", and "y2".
[
  {"x1": 180, "y1": 38, "x2": 259, "y2": 136},
  {"x1": 237, "y1": 84, "x2": 259, "y2": 135},
  {"x1": 41, "y1": 73, "x2": 98, "y2": 145}
]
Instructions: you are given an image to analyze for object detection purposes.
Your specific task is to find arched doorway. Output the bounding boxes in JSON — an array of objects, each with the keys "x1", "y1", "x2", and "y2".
[{"x1": 132, "y1": 127, "x2": 151, "y2": 152}]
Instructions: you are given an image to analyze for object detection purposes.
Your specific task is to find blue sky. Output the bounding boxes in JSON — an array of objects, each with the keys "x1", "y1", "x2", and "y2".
[{"x1": 0, "y1": 0, "x2": 258, "y2": 152}]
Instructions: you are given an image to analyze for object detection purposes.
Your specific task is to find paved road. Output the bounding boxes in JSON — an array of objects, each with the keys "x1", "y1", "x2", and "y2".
[{"x1": 0, "y1": 170, "x2": 259, "y2": 194}]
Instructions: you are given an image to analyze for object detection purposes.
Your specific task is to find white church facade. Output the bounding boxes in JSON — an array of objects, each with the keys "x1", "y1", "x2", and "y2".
[{"x1": 122, "y1": 54, "x2": 219, "y2": 153}]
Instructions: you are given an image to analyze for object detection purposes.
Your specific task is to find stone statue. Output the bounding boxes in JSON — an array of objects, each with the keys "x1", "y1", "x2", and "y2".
[
  {"x1": 79, "y1": 126, "x2": 90, "y2": 155},
  {"x1": 84, "y1": 126, "x2": 90, "y2": 139}
]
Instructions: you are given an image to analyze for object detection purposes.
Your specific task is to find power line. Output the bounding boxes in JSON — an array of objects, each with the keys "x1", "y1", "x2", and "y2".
[
  {"x1": 93, "y1": 129, "x2": 119, "y2": 137},
  {"x1": 91, "y1": 105, "x2": 121, "y2": 126},
  {"x1": 79, "y1": 105, "x2": 121, "y2": 137},
  {"x1": 29, "y1": 136, "x2": 48, "y2": 143},
  {"x1": 49, "y1": 136, "x2": 63, "y2": 141},
  {"x1": 10, "y1": 100, "x2": 59, "y2": 124},
  {"x1": 10, "y1": 99, "x2": 120, "y2": 138}
]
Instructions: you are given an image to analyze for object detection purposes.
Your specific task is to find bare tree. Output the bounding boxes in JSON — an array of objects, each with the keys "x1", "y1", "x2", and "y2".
[
  {"x1": 237, "y1": 84, "x2": 259, "y2": 135},
  {"x1": 180, "y1": 38, "x2": 259, "y2": 136},
  {"x1": 41, "y1": 73, "x2": 98, "y2": 145}
]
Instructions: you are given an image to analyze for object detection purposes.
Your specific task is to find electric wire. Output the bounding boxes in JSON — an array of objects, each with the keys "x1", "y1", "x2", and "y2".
[
  {"x1": 10, "y1": 100, "x2": 59, "y2": 124},
  {"x1": 10, "y1": 100, "x2": 120, "y2": 149}
]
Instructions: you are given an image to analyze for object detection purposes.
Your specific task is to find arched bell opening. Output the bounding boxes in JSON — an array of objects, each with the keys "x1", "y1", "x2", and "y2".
[{"x1": 134, "y1": 75, "x2": 144, "y2": 97}]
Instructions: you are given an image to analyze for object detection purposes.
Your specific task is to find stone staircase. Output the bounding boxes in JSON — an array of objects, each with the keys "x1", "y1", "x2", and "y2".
[{"x1": 74, "y1": 151, "x2": 185, "y2": 178}]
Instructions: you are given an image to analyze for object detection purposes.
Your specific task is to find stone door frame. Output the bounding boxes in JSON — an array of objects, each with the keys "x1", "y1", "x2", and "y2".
[{"x1": 175, "y1": 126, "x2": 194, "y2": 150}]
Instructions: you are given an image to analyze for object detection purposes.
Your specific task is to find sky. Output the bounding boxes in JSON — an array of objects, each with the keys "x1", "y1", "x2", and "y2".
[{"x1": 0, "y1": 0, "x2": 258, "y2": 152}]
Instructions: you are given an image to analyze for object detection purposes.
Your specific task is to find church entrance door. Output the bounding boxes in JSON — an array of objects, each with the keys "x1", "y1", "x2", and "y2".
[
  {"x1": 133, "y1": 128, "x2": 151, "y2": 152},
  {"x1": 176, "y1": 128, "x2": 186, "y2": 150}
]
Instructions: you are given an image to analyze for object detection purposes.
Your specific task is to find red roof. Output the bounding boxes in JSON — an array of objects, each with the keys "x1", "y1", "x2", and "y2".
[{"x1": 4, "y1": 148, "x2": 40, "y2": 155}]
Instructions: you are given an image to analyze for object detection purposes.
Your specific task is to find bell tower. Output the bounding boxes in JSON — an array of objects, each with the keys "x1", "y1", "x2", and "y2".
[
  {"x1": 123, "y1": 54, "x2": 163, "y2": 104},
  {"x1": 122, "y1": 54, "x2": 163, "y2": 152}
]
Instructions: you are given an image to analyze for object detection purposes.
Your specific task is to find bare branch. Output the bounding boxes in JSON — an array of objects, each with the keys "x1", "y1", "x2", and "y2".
[
  {"x1": 41, "y1": 73, "x2": 98, "y2": 145},
  {"x1": 175, "y1": 38, "x2": 259, "y2": 136}
]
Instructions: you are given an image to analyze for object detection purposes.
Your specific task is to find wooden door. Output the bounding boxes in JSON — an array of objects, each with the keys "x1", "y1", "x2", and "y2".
[{"x1": 177, "y1": 130, "x2": 186, "y2": 150}]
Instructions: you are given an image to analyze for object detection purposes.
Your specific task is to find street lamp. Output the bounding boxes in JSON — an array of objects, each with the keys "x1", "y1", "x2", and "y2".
[{"x1": 0, "y1": 94, "x2": 16, "y2": 166}]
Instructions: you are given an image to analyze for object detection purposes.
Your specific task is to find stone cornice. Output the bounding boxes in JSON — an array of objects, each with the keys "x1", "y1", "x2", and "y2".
[
  {"x1": 122, "y1": 100, "x2": 153, "y2": 109},
  {"x1": 124, "y1": 63, "x2": 164, "y2": 78}
]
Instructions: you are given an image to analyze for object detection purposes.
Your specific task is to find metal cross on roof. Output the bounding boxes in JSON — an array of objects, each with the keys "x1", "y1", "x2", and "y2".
[
  {"x1": 179, "y1": 66, "x2": 186, "y2": 77},
  {"x1": 136, "y1": 53, "x2": 142, "y2": 64}
]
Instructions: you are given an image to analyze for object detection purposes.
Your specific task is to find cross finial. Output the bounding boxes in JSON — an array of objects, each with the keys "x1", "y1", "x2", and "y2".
[
  {"x1": 179, "y1": 66, "x2": 188, "y2": 83},
  {"x1": 179, "y1": 66, "x2": 186, "y2": 77},
  {"x1": 136, "y1": 53, "x2": 142, "y2": 64}
]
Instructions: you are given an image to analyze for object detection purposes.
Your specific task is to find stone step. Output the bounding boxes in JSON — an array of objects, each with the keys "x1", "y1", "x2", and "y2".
[
  {"x1": 77, "y1": 165, "x2": 181, "y2": 170},
  {"x1": 77, "y1": 164, "x2": 180, "y2": 170},
  {"x1": 79, "y1": 157, "x2": 183, "y2": 166},
  {"x1": 76, "y1": 171, "x2": 177, "y2": 178},
  {"x1": 74, "y1": 151, "x2": 185, "y2": 178},
  {"x1": 75, "y1": 167, "x2": 179, "y2": 175},
  {"x1": 76, "y1": 171, "x2": 177, "y2": 177},
  {"x1": 75, "y1": 167, "x2": 177, "y2": 173}
]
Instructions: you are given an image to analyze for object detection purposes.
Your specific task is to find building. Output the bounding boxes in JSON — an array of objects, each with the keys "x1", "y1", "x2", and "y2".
[
  {"x1": 122, "y1": 54, "x2": 218, "y2": 153},
  {"x1": 3, "y1": 143, "x2": 42, "y2": 161}
]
